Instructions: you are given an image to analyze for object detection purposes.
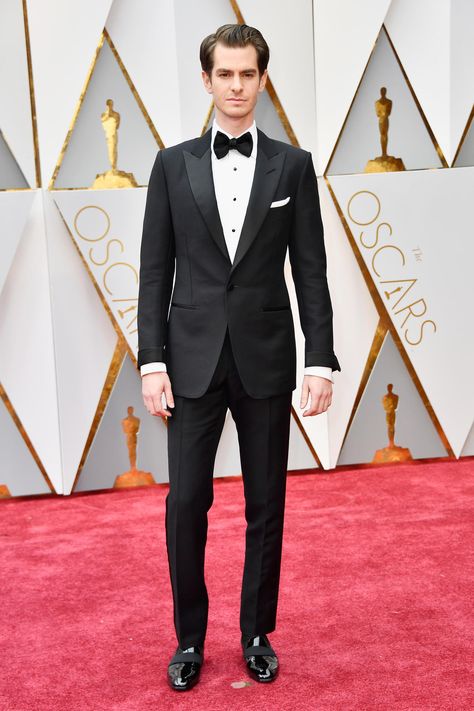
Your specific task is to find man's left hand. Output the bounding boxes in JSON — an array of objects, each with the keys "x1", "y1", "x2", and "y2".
[{"x1": 300, "y1": 375, "x2": 333, "y2": 416}]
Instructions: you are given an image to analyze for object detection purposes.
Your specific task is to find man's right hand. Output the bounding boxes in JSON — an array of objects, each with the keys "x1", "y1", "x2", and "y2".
[{"x1": 142, "y1": 372, "x2": 175, "y2": 418}]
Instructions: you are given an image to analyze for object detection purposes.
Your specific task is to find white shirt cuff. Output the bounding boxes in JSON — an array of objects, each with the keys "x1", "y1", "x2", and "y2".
[
  {"x1": 304, "y1": 366, "x2": 334, "y2": 383},
  {"x1": 140, "y1": 361, "x2": 167, "y2": 376}
]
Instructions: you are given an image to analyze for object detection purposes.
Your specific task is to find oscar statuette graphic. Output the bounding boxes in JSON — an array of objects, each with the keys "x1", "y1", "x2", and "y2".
[
  {"x1": 0, "y1": 484, "x2": 11, "y2": 498},
  {"x1": 365, "y1": 87, "x2": 405, "y2": 173},
  {"x1": 373, "y1": 384, "x2": 412, "y2": 463},
  {"x1": 114, "y1": 406, "x2": 156, "y2": 488},
  {"x1": 92, "y1": 99, "x2": 138, "y2": 189}
]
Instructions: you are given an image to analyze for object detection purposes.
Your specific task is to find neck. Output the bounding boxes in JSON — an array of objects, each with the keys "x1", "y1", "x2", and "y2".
[{"x1": 214, "y1": 108, "x2": 254, "y2": 136}]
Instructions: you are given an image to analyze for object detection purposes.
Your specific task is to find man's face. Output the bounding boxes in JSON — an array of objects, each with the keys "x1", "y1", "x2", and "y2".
[{"x1": 202, "y1": 41, "x2": 267, "y2": 119}]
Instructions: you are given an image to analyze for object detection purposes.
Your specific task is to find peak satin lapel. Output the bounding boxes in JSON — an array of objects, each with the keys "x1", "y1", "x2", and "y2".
[
  {"x1": 183, "y1": 128, "x2": 286, "y2": 273},
  {"x1": 230, "y1": 142, "x2": 286, "y2": 275},
  {"x1": 183, "y1": 141, "x2": 231, "y2": 264}
]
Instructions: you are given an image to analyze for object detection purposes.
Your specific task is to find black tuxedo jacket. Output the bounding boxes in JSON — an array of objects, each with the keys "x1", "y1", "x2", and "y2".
[{"x1": 137, "y1": 126, "x2": 341, "y2": 398}]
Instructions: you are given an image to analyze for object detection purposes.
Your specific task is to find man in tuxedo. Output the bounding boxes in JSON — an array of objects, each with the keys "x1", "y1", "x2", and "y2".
[{"x1": 137, "y1": 23, "x2": 341, "y2": 691}]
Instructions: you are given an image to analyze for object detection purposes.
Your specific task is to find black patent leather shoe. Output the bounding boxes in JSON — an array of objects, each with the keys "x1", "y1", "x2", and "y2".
[
  {"x1": 167, "y1": 644, "x2": 203, "y2": 691},
  {"x1": 241, "y1": 633, "x2": 279, "y2": 683}
]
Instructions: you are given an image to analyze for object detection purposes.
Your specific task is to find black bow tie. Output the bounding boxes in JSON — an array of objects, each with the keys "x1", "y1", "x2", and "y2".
[{"x1": 213, "y1": 130, "x2": 253, "y2": 159}]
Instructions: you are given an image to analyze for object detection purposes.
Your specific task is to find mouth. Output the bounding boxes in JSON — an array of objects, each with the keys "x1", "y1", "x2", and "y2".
[{"x1": 227, "y1": 98, "x2": 245, "y2": 102}]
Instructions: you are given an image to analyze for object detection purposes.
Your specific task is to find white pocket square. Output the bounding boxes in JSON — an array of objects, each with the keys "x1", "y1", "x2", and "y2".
[{"x1": 270, "y1": 196, "x2": 291, "y2": 208}]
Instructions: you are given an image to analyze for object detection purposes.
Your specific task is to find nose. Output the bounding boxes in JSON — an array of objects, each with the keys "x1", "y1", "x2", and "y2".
[{"x1": 231, "y1": 74, "x2": 243, "y2": 92}]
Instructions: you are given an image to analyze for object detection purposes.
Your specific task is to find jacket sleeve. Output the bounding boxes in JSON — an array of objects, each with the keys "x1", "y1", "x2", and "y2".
[
  {"x1": 288, "y1": 150, "x2": 341, "y2": 372},
  {"x1": 137, "y1": 149, "x2": 176, "y2": 369}
]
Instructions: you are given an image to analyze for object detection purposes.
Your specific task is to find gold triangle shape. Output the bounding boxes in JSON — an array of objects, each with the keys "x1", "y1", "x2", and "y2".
[
  {"x1": 325, "y1": 24, "x2": 448, "y2": 176},
  {"x1": 49, "y1": 28, "x2": 164, "y2": 190}
]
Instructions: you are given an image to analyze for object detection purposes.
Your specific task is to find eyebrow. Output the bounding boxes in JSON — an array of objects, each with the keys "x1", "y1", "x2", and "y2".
[{"x1": 215, "y1": 68, "x2": 257, "y2": 73}]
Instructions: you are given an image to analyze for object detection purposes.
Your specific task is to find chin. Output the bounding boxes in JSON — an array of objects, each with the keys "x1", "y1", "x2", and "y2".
[{"x1": 227, "y1": 104, "x2": 250, "y2": 114}]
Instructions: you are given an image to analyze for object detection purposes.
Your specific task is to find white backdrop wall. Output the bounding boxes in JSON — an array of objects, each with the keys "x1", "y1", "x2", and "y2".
[{"x1": 0, "y1": 0, "x2": 473, "y2": 497}]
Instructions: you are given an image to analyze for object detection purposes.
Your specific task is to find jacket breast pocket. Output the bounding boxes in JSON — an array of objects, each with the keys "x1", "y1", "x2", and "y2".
[
  {"x1": 261, "y1": 305, "x2": 291, "y2": 311},
  {"x1": 270, "y1": 196, "x2": 291, "y2": 208},
  {"x1": 171, "y1": 302, "x2": 199, "y2": 310}
]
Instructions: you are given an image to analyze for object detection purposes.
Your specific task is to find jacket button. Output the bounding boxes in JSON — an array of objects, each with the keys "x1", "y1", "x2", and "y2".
[{"x1": 227, "y1": 283, "x2": 235, "y2": 291}]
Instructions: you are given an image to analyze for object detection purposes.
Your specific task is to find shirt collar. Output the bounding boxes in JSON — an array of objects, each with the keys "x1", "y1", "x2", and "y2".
[{"x1": 211, "y1": 117, "x2": 257, "y2": 159}]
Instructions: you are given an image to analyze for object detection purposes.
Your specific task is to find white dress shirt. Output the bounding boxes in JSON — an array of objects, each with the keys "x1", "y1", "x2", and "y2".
[{"x1": 141, "y1": 118, "x2": 333, "y2": 383}]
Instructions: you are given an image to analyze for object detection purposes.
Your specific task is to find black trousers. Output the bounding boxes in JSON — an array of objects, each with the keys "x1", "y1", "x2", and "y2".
[{"x1": 165, "y1": 327, "x2": 293, "y2": 648}]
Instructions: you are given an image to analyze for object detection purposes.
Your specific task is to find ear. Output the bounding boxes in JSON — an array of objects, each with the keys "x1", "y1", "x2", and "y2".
[
  {"x1": 202, "y1": 70, "x2": 213, "y2": 94},
  {"x1": 258, "y1": 69, "x2": 268, "y2": 92}
]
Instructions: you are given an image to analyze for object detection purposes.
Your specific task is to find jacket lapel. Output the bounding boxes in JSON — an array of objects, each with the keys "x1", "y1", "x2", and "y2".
[
  {"x1": 231, "y1": 129, "x2": 286, "y2": 275},
  {"x1": 183, "y1": 129, "x2": 230, "y2": 263},
  {"x1": 183, "y1": 127, "x2": 287, "y2": 273}
]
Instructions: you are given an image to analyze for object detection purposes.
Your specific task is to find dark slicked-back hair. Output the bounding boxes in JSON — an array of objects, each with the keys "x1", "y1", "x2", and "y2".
[{"x1": 200, "y1": 23, "x2": 269, "y2": 77}]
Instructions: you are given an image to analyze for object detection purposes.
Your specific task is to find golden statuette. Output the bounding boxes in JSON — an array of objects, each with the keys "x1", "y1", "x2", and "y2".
[
  {"x1": 0, "y1": 484, "x2": 11, "y2": 498},
  {"x1": 92, "y1": 99, "x2": 138, "y2": 189},
  {"x1": 373, "y1": 383, "x2": 412, "y2": 463},
  {"x1": 114, "y1": 406, "x2": 155, "y2": 488},
  {"x1": 365, "y1": 87, "x2": 405, "y2": 173}
]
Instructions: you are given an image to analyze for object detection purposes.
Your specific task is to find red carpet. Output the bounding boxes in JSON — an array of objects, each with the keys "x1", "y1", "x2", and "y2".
[{"x1": 1, "y1": 459, "x2": 473, "y2": 710}]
